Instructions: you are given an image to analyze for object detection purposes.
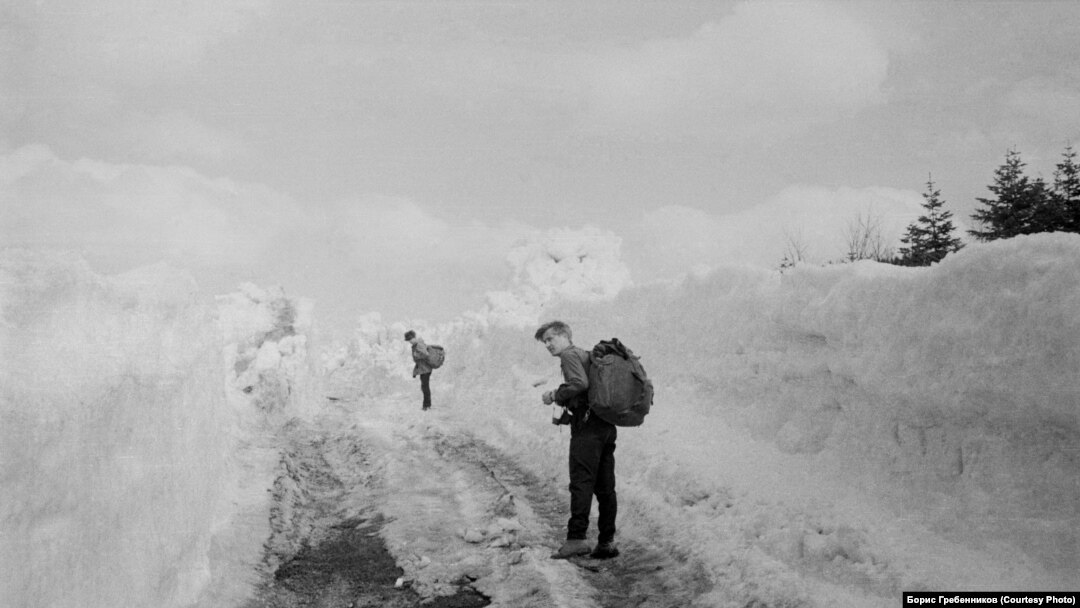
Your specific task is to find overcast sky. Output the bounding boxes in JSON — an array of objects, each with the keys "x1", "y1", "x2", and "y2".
[{"x1": 2, "y1": 1, "x2": 1078, "y2": 329}]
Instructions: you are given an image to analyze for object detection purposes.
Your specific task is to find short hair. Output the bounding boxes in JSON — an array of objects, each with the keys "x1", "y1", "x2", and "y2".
[
  {"x1": 534, "y1": 320, "x2": 572, "y2": 342},
  {"x1": 404, "y1": 330, "x2": 416, "y2": 341}
]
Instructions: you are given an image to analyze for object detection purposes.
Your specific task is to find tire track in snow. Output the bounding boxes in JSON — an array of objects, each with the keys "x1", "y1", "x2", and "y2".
[
  {"x1": 350, "y1": 415, "x2": 596, "y2": 607},
  {"x1": 276, "y1": 390, "x2": 715, "y2": 606},
  {"x1": 420, "y1": 425, "x2": 715, "y2": 607}
]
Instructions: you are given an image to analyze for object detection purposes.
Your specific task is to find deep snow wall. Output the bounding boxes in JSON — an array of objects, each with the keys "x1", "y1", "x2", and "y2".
[
  {"x1": 778, "y1": 235, "x2": 1079, "y2": 550},
  {"x1": 0, "y1": 253, "x2": 230, "y2": 607},
  {"x1": 0, "y1": 252, "x2": 318, "y2": 608}
]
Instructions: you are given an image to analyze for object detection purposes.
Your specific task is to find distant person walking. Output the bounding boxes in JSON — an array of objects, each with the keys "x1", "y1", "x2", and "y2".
[
  {"x1": 534, "y1": 320, "x2": 619, "y2": 560},
  {"x1": 405, "y1": 330, "x2": 433, "y2": 410}
]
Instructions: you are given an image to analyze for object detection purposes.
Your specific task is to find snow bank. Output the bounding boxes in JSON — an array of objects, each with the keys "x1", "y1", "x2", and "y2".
[
  {"x1": 7, "y1": 228, "x2": 1075, "y2": 607},
  {"x1": 0, "y1": 252, "x2": 317, "y2": 608},
  {"x1": 0, "y1": 253, "x2": 227, "y2": 607},
  {"x1": 481, "y1": 226, "x2": 631, "y2": 327},
  {"x1": 773, "y1": 233, "x2": 1080, "y2": 578}
]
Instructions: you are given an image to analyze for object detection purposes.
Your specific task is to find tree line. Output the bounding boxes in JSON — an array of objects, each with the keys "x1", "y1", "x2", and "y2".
[
  {"x1": 781, "y1": 144, "x2": 1080, "y2": 270},
  {"x1": 897, "y1": 144, "x2": 1079, "y2": 266}
]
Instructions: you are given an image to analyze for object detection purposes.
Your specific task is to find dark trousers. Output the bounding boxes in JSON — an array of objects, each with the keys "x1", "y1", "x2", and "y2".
[
  {"x1": 567, "y1": 414, "x2": 617, "y2": 543},
  {"x1": 419, "y1": 373, "x2": 431, "y2": 409}
]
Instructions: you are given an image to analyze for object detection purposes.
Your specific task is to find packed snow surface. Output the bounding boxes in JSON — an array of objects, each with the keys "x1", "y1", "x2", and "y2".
[{"x1": 2, "y1": 233, "x2": 1078, "y2": 607}]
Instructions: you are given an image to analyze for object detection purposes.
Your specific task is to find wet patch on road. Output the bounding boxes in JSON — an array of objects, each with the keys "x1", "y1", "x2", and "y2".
[
  {"x1": 248, "y1": 515, "x2": 489, "y2": 608},
  {"x1": 243, "y1": 419, "x2": 491, "y2": 608}
]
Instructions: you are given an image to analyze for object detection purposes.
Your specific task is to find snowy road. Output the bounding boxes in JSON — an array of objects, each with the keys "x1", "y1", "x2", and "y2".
[
  {"x1": 7, "y1": 240, "x2": 1077, "y2": 608},
  {"x1": 249, "y1": 390, "x2": 712, "y2": 608}
]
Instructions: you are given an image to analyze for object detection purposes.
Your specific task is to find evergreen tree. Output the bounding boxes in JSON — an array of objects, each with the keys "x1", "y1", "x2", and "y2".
[
  {"x1": 897, "y1": 178, "x2": 964, "y2": 266},
  {"x1": 968, "y1": 149, "x2": 1051, "y2": 241},
  {"x1": 1025, "y1": 177, "x2": 1058, "y2": 233},
  {"x1": 1052, "y1": 145, "x2": 1080, "y2": 233}
]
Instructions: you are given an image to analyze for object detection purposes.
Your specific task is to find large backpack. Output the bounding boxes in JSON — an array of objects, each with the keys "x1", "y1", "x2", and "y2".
[
  {"x1": 425, "y1": 345, "x2": 446, "y2": 369},
  {"x1": 587, "y1": 338, "x2": 653, "y2": 427}
]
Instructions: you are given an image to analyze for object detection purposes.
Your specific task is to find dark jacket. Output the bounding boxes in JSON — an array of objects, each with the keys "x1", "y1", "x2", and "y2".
[
  {"x1": 554, "y1": 345, "x2": 591, "y2": 415},
  {"x1": 411, "y1": 339, "x2": 433, "y2": 377}
]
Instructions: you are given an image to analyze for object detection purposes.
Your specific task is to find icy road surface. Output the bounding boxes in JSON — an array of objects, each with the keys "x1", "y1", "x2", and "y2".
[{"x1": 247, "y1": 389, "x2": 712, "y2": 608}]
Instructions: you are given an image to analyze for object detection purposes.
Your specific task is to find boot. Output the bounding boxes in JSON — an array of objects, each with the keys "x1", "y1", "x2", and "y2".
[
  {"x1": 591, "y1": 540, "x2": 619, "y2": 559},
  {"x1": 551, "y1": 539, "x2": 591, "y2": 559}
]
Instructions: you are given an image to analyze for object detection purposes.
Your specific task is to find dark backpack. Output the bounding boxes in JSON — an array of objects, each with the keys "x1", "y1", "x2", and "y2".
[
  {"x1": 587, "y1": 338, "x2": 653, "y2": 427},
  {"x1": 426, "y1": 345, "x2": 446, "y2": 369}
]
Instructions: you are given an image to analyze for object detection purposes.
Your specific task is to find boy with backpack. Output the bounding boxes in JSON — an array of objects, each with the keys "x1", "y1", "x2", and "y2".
[
  {"x1": 534, "y1": 320, "x2": 620, "y2": 560},
  {"x1": 405, "y1": 330, "x2": 436, "y2": 410}
]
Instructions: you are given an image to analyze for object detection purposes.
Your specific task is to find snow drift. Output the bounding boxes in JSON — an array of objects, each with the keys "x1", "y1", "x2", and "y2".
[
  {"x1": 2, "y1": 231, "x2": 1077, "y2": 607},
  {"x1": 0, "y1": 252, "x2": 316, "y2": 608}
]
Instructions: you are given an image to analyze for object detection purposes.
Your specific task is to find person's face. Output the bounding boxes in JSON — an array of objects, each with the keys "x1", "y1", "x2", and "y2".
[{"x1": 541, "y1": 329, "x2": 572, "y2": 357}]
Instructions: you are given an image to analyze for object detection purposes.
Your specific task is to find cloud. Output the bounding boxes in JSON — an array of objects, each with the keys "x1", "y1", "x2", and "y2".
[
  {"x1": 0, "y1": 145, "x2": 305, "y2": 271},
  {"x1": 336, "y1": 197, "x2": 449, "y2": 264},
  {"x1": 626, "y1": 186, "x2": 926, "y2": 280},
  {"x1": 120, "y1": 112, "x2": 248, "y2": 163},
  {"x1": 2, "y1": 1, "x2": 272, "y2": 157},
  {"x1": 331, "y1": 196, "x2": 532, "y2": 273},
  {"x1": 0, "y1": 145, "x2": 941, "y2": 329},
  {"x1": 0, "y1": 144, "x2": 543, "y2": 326},
  {"x1": 580, "y1": 1, "x2": 888, "y2": 143},
  {"x1": 1006, "y1": 79, "x2": 1080, "y2": 133},
  {"x1": 320, "y1": 195, "x2": 541, "y2": 323},
  {"x1": 630, "y1": 206, "x2": 727, "y2": 278},
  {"x1": 745, "y1": 186, "x2": 925, "y2": 261},
  {"x1": 25, "y1": 0, "x2": 273, "y2": 82}
]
